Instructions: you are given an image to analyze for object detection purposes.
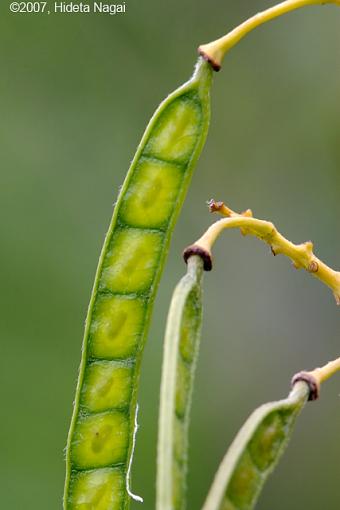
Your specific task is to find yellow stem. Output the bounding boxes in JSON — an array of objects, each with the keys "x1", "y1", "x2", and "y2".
[
  {"x1": 194, "y1": 200, "x2": 340, "y2": 304},
  {"x1": 199, "y1": 0, "x2": 340, "y2": 70},
  {"x1": 309, "y1": 357, "x2": 340, "y2": 385}
]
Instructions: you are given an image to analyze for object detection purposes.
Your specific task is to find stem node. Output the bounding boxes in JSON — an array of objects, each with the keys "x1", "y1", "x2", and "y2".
[
  {"x1": 183, "y1": 245, "x2": 213, "y2": 271},
  {"x1": 291, "y1": 371, "x2": 320, "y2": 401}
]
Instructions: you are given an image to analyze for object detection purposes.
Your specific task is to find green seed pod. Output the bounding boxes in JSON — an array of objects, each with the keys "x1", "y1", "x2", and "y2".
[
  {"x1": 202, "y1": 381, "x2": 310, "y2": 510},
  {"x1": 64, "y1": 58, "x2": 213, "y2": 510},
  {"x1": 157, "y1": 255, "x2": 206, "y2": 510}
]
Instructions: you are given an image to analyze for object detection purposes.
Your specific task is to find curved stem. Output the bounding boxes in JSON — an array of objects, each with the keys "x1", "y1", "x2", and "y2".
[
  {"x1": 190, "y1": 200, "x2": 340, "y2": 304},
  {"x1": 199, "y1": 0, "x2": 340, "y2": 70}
]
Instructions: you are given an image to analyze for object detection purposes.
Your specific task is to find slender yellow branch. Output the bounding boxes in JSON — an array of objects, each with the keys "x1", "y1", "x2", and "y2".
[
  {"x1": 199, "y1": 0, "x2": 340, "y2": 70},
  {"x1": 191, "y1": 200, "x2": 340, "y2": 304}
]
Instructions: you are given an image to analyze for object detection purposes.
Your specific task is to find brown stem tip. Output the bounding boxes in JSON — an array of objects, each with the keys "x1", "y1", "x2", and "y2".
[
  {"x1": 207, "y1": 199, "x2": 225, "y2": 213},
  {"x1": 183, "y1": 245, "x2": 213, "y2": 271},
  {"x1": 291, "y1": 371, "x2": 320, "y2": 401}
]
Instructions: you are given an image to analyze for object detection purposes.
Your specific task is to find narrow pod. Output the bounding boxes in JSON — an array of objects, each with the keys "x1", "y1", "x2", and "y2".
[
  {"x1": 64, "y1": 59, "x2": 213, "y2": 510},
  {"x1": 203, "y1": 355, "x2": 340, "y2": 510},
  {"x1": 157, "y1": 254, "x2": 207, "y2": 510},
  {"x1": 202, "y1": 380, "x2": 310, "y2": 510}
]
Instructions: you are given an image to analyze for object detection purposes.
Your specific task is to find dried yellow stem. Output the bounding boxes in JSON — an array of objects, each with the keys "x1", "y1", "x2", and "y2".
[
  {"x1": 192, "y1": 200, "x2": 340, "y2": 304},
  {"x1": 199, "y1": 0, "x2": 340, "y2": 70}
]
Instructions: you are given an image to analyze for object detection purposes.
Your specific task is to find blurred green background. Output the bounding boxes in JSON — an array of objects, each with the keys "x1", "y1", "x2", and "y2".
[{"x1": 1, "y1": 0, "x2": 339, "y2": 508}]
